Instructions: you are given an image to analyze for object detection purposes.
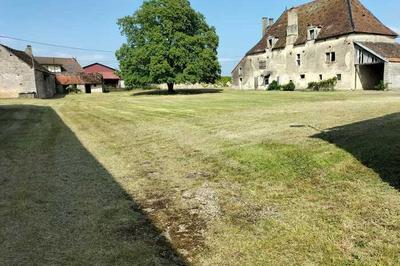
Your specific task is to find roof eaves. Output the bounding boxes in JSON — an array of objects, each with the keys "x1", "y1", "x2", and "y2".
[{"x1": 354, "y1": 42, "x2": 389, "y2": 62}]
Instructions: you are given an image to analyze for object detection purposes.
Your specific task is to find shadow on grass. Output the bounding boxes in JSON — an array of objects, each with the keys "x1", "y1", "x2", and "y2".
[
  {"x1": 312, "y1": 113, "x2": 400, "y2": 190},
  {"x1": 0, "y1": 105, "x2": 185, "y2": 265},
  {"x1": 133, "y1": 88, "x2": 223, "y2": 96}
]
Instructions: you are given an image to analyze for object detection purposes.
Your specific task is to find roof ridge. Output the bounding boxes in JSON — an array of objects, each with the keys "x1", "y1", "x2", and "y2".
[{"x1": 347, "y1": 0, "x2": 356, "y2": 32}]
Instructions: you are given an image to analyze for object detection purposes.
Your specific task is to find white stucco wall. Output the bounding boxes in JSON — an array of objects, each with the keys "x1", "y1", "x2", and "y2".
[{"x1": 232, "y1": 33, "x2": 396, "y2": 90}]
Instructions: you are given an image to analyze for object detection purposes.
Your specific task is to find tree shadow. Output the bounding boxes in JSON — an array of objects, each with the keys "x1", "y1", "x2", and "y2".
[
  {"x1": 311, "y1": 113, "x2": 400, "y2": 190},
  {"x1": 0, "y1": 105, "x2": 186, "y2": 265},
  {"x1": 133, "y1": 88, "x2": 223, "y2": 96}
]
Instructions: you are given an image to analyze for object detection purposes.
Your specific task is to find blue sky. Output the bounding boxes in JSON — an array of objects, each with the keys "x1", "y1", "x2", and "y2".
[{"x1": 1, "y1": 0, "x2": 399, "y2": 75}]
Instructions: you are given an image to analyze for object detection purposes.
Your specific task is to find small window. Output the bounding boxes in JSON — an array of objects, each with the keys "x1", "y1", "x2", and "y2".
[
  {"x1": 300, "y1": 74, "x2": 305, "y2": 79},
  {"x1": 268, "y1": 38, "x2": 273, "y2": 47},
  {"x1": 296, "y1": 54, "x2": 301, "y2": 66},
  {"x1": 319, "y1": 74, "x2": 323, "y2": 80},
  {"x1": 326, "y1": 52, "x2": 336, "y2": 63},
  {"x1": 264, "y1": 74, "x2": 270, "y2": 85},
  {"x1": 337, "y1": 74, "x2": 342, "y2": 81},
  {"x1": 259, "y1": 60, "x2": 267, "y2": 70},
  {"x1": 309, "y1": 29, "x2": 315, "y2": 40}
]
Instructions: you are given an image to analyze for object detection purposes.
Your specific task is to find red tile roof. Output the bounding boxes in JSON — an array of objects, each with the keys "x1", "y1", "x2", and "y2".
[
  {"x1": 56, "y1": 73, "x2": 103, "y2": 85},
  {"x1": 247, "y1": 0, "x2": 397, "y2": 55}
]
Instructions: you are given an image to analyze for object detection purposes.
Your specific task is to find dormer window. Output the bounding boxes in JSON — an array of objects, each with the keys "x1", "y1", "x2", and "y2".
[
  {"x1": 307, "y1": 26, "x2": 321, "y2": 40},
  {"x1": 309, "y1": 29, "x2": 315, "y2": 40},
  {"x1": 267, "y1": 36, "x2": 277, "y2": 49}
]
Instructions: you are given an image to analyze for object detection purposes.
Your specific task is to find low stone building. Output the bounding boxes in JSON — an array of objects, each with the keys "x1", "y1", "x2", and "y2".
[
  {"x1": 35, "y1": 56, "x2": 104, "y2": 93},
  {"x1": 0, "y1": 45, "x2": 56, "y2": 98},
  {"x1": 56, "y1": 72, "x2": 103, "y2": 93},
  {"x1": 232, "y1": 0, "x2": 400, "y2": 90}
]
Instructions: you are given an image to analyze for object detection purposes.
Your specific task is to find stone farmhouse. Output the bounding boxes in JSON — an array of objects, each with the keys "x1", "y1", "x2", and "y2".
[
  {"x1": 0, "y1": 44, "x2": 56, "y2": 98},
  {"x1": 232, "y1": 0, "x2": 400, "y2": 90},
  {"x1": 35, "y1": 56, "x2": 104, "y2": 94}
]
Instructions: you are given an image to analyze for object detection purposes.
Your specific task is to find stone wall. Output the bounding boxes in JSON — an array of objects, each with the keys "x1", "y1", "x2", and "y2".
[
  {"x1": 384, "y1": 62, "x2": 400, "y2": 90},
  {"x1": 0, "y1": 45, "x2": 36, "y2": 98},
  {"x1": 35, "y1": 70, "x2": 56, "y2": 98},
  {"x1": 232, "y1": 34, "x2": 396, "y2": 90}
]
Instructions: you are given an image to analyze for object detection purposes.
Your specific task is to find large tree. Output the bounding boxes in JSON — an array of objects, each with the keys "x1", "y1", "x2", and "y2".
[{"x1": 116, "y1": 0, "x2": 221, "y2": 93}]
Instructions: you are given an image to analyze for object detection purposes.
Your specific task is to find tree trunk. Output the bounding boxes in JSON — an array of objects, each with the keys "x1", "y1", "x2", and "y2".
[{"x1": 167, "y1": 83, "x2": 175, "y2": 94}]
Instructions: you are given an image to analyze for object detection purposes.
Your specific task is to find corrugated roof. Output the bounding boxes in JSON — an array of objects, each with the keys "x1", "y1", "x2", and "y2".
[
  {"x1": 246, "y1": 0, "x2": 397, "y2": 56},
  {"x1": 83, "y1": 63, "x2": 121, "y2": 80},
  {"x1": 35, "y1": 57, "x2": 83, "y2": 73}
]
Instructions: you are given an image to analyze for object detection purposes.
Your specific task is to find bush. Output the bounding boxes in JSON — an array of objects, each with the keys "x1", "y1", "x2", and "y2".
[
  {"x1": 65, "y1": 85, "x2": 81, "y2": 94},
  {"x1": 281, "y1": 80, "x2": 296, "y2": 91},
  {"x1": 215, "y1": 76, "x2": 232, "y2": 87},
  {"x1": 374, "y1": 80, "x2": 388, "y2": 91},
  {"x1": 307, "y1": 77, "x2": 337, "y2": 91},
  {"x1": 267, "y1": 80, "x2": 281, "y2": 91}
]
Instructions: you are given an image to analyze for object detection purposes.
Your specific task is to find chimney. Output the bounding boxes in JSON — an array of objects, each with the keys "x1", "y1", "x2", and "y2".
[
  {"x1": 25, "y1": 45, "x2": 33, "y2": 56},
  {"x1": 262, "y1": 17, "x2": 268, "y2": 36},
  {"x1": 269, "y1": 18, "x2": 274, "y2": 27},
  {"x1": 286, "y1": 9, "x2": 299, "y2": 46}
]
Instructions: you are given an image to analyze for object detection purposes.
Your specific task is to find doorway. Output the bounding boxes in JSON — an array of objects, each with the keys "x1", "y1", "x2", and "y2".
[
  {"x1": 254, "y1": 77, "x2": 259, "y2": 90},
  {"x1": 85, "y1": 84, "x2": 92, "y2": 94},
  {"x1": 356, "y1": 64, "x2": 384, "y2": 90}
]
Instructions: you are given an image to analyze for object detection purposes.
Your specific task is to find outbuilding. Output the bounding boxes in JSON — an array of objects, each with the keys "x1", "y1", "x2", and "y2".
[{"x1": 0, "y1": 44, "x2": 56, "y2": 98}]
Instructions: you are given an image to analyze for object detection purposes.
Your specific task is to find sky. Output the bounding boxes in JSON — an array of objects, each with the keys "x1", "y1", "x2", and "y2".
[{"x1": 0, "y1": 0, "x2": 399, "y2": 75}]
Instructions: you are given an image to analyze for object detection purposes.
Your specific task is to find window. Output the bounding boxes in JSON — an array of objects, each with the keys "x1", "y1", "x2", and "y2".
[
  {"x1": 259, "y1": 60, "x2": 267, "y2": 70},
  {"x1": 264, "y1": 75, "x2": 270, "y2": 85},
  {"x1": 319, "y1": 74, "x2": 323, "y2": 80},
  {"x1": 268, "y1": 38, "x2": 273, "y2": 47},
  {"x1": 336, "y1": 74, "x2": 342, "y2": 81},
  {"x1": 309, "y1": 29, "x2": 315, "y2": 40},
  {"x1": 300, "y1": 74, "x2": 305, "y2": 79},
  {"x1": 239, "y1": 67, "x2": 242, "y2": 76},
  {"x1": 296, "y1": 54, "x2": 301, "y2": 66},
  {"x1": 326, "y1": 52, "x2": 336, "y2": 63}
]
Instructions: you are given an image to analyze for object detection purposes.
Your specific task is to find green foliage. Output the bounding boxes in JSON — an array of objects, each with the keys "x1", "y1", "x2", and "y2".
[
  {"x1": 65, "y1": 85, "x2": 80, "y2": 94},
  {"x1": 281, "y1": 80, "x2": 296, "y2": 91},
  {"x1": 267, "y1": 80, "x2": 296, "y2": 91},
  {"x1": 307, "y1": 78, "x2": 337, "y2": 91},
  {"x1": 215, "y1": 76, "x2": 232, "y2": 87},
  {"x1": 374, "y1": 80, "x2": 388, "y2": 91},
  {"x1": 116, "y1": 0, "x2": 221, "y2": 90},
  {"x1": 267, "y1": 80, "x2": 281, "y2": 91}
]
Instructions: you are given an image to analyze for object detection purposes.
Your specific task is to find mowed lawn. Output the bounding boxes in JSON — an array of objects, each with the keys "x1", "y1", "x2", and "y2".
[{"x1": 1, "y1": 89, "x2": 400, "y2": 265}]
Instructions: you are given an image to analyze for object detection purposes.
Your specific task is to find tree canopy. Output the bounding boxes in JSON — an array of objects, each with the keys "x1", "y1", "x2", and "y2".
[{"x1": 116, "y1": 0, "x2": 221, "y2": 92}]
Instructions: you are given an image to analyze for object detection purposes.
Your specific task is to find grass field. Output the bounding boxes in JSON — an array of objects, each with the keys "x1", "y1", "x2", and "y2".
[{"x1": 1, "y1": 89, "x2": 400, "y2": 265}]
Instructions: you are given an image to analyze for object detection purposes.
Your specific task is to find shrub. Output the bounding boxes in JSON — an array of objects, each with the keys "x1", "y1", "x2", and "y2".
[
  {"x1": 215, "y1": 76, "x2": 232, "y2": 87},
  {"x1": 307, "y1": 77, "x2": 337, "y2": 91},
  {"x1": 374, "y1": 80, "x2": 388, "y2": 91},
  {"x1": 66, "y1": 85, "x2": 81, "y2": 94},
  {"x1": 267, "y1": 80, "x2": 281, "y2": 91},
  {"x1": 281, "y1": 80, "x2": 296, "y2": 91}
]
